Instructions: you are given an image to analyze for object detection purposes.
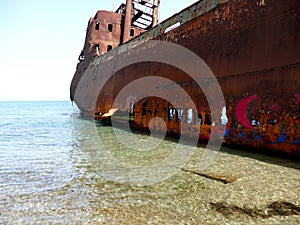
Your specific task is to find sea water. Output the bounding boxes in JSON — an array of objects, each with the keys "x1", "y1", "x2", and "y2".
[{"x1": 0, "y1": 101, "x2": 299, "y2": 224}]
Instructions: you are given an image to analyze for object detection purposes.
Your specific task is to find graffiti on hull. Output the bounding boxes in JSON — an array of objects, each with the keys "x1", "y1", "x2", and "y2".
[{"x1": 225, "y1": 92, "x2": 300, "y2": 153}]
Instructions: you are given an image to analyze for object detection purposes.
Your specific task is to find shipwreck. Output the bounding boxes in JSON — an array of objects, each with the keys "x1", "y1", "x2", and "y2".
[{"x1": 70, "y1": 0, "x2": 300, "y2": 157}]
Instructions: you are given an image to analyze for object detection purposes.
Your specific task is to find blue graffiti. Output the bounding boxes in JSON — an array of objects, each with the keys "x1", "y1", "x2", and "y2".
[{"x1": 274, "y1": 131, "x2": 286, "y2": 143}]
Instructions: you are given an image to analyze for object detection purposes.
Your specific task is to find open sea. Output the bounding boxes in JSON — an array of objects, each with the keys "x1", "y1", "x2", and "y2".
[{"x1": 0, "y1": 101, "x2": 299, "y2": 224}]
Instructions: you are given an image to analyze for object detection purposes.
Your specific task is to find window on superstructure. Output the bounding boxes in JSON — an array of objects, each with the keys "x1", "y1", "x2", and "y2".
[
  {"x1": 95, "y1": 22, "x2": 100, "y2": 30},
  {"x1": 78, "y1": 50, "x2": 85, "y2": 61},
  {"x1": 95, "y1": 44, "x2": 100, "y2": 55},
  {"x1": 108, "y1": 24, "x2": 113, "y2": 32},
  {"x1": 130, "y1": 29, "x2": 135, "y2": 37},
  {"x1": 107, "y1": 45, "x2": 113, "y2": 51}
]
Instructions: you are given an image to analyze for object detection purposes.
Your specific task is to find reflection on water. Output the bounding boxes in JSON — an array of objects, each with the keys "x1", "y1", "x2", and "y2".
[{"x1": 0, "y1": 104, "x2": 299, "y2": 224}]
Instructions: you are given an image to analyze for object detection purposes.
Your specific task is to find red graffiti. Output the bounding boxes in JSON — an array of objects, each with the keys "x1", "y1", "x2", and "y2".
[
  {"x1": 235, "y1": 95, "x2": 257, "y2": 130},
  {"x1": 270, "y1": 103, "x2": 280, "y2": 112}
]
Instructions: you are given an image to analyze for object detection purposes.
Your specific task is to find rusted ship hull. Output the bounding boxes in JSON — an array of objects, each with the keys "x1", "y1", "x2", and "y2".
[{"x1": 71, "y1": 0, "x2": 300, "y2": 157}]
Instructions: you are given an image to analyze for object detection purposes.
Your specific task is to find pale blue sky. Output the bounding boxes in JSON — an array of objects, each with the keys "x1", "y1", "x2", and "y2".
[{"x1": 0, "y1": 0, "x2": 198, "y2": 101}]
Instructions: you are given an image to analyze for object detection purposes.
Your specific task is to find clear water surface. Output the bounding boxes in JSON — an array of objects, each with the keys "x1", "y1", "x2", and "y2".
[{"x1": 0, "y1": 101, "x2": 299, "y2": 224}]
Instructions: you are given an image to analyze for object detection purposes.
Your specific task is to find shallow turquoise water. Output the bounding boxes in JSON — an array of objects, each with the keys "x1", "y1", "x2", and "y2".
[{"x1": 0, "y1": 101, "x2": 299, "y2": 224}]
